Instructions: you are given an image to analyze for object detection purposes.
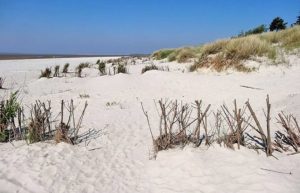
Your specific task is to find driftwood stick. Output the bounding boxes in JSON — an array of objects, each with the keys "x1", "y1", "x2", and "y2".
[
  {"x1": 240, "y1": 85, "x2": 263, "y2": 90},
  {"x1": 182, "y1": 104, "x2": 211, "y2": 131},
  {"x1": 74, "y1": 101, "x2": 88, "y2": 139},
  {"x1": 246, "y1": 101, "x2": 267, "y2": 146},
  {"x1": 61, "y1": 100, "x2": 64, "y2": 125},
  {"x1": 266, "y1": 95, "x2": 272, "y2": 156},
  {"x1": 260, "y1": 168, "x2": 292, "y2": 175},
  {"x1": 194, "y1": 100, "x2": 202, "y2": 140},
  {"x1": 140, "y1": 102, "x2": 155, "y2": 141}
]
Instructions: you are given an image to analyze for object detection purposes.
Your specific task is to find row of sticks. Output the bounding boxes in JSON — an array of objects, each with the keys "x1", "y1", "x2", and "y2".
[
  {"x1": 1, "y1": 99, "x2": 88, "y2": 144},
  {"x1": 141, "y1": 95, "x2": 300, "y2": 158}
]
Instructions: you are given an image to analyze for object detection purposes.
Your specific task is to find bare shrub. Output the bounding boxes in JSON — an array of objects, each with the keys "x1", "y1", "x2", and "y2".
[
  {"x1": 275, "y1": 112, "x2": 300, "y2": 153},
  {"x1": 0, "y1": 94, "x2": 88, "y2": 145},
  {"x1": 141, "y1": 95, "x2": 299, "y2": 158},
  {"x1": 245, "y1": 95, "x2": 273, "y2": 156},
  {"x1": 27, "y1": 100, "x2": 88, "y2": 144},
  {"x1": 141, "y1": 99, "x2": 211, "y2": 154}
]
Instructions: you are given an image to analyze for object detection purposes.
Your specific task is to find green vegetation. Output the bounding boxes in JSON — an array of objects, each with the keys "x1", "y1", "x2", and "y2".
[
  {"x1": 269, "y1": 17, "x2": 287, "y2": 31},
  {"x1": 260, "y1": 26, "x2": 300, "y2": 50},
  {"x1": 152, "y1": 26, "x2": 300, "y2": 72},
  {"x1": 176, "y1": 48, "x2": 196, "y2": 63},
  {"x1": 0, "y1": 91, "x2": 21, "y2": 142},
  {"x1": 238, "y1": 25, "x2": 267, "y2": 37},
  {"x1": 295, "y1": 14, "x2": 300, "y2": 26},
  {"x1": 152, "y1": 49, "x2": 175, "y2": 60}
]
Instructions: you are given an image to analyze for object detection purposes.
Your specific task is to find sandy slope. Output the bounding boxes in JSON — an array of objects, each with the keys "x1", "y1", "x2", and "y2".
[{"x1": 0, "y1": 56, "x2": 300, "y2": 193}]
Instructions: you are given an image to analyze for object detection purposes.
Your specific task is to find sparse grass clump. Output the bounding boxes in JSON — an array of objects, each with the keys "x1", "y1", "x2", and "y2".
[
  {"x1": 62, "y1": 63, "x2": 69, "y2": 73},
  {"x1": 40, "y1": 67, "x2": 52, "y2": 78},
  {"x1": 53, "y1": 65, "x2": 60, "y2": 77},
  {"x1": 79, "y1": 94, "x2": 90, "y2": 98},
  {"x1": 117, "y1": 64, "x2": 128, "y2": 74},
  {"x1": 0, "y1": 91, "x2": 21, "y2": 142},
  {"x1": 98, "y1": 62, "x2": 106, "y2": 75},
  {"x1": 76, "y1": 62, "x2": 90, "y2": 77},
  {"x1": 141, "y1": 64, "x2": 159, "y2": 73},
  {"x1": 141, "y1": 64, "x2": 170, "y2": 74},
  {"x1": 152, "y1": 49, "x2": 175, "y2": 60},
  {"x1": 190, "y1": 36, "x2": 275, "y2": 72}
]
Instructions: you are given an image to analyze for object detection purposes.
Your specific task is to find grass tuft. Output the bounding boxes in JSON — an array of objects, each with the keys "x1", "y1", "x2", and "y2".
[
  {"x1": 152, "y1": 49, "x2": 175, "y2": 60},
  {"x1": 40, "y1": 67, "x2": 52, "y2": 78},
  {"x1": 62, "y1": 63, "x2": 69, "y2": 73},
  {"x1": 176, "y1": 48, "x2": 196, "y2": 63}
]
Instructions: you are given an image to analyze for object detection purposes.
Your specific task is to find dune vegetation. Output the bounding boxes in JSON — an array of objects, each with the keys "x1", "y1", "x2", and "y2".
[{"x1": 152, "y1": 26, "x2": 300, "y2": 72}]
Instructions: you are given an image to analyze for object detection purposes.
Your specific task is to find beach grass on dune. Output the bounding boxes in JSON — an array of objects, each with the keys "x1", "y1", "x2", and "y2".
[{"x1": 152, "y1": 26, "x2": 300, "y2": 71}]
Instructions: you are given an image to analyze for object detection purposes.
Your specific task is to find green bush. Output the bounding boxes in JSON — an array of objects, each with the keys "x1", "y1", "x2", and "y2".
[
  {"x1": 0, "y1": 91, "x2": 20, "y2": 124},
  {"x1": 0, "y1": 91, "x2": 20, "y2": 142},
  {"x1": 270, "y1": 17, "x2": 287, "y2": 31},
  {"x1": 238, "y1": 25, "x2": 268, "y2": 37}
]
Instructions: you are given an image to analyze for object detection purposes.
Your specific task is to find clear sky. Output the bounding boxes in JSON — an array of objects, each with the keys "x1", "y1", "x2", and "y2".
[{"x1": 0, "y1": 0, "x2": 299, "y2": 55}]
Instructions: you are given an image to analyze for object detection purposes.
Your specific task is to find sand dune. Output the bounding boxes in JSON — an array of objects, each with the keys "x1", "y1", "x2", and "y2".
[{"x1": 0, "y1": 56, "x2": 300, "y2": 193}]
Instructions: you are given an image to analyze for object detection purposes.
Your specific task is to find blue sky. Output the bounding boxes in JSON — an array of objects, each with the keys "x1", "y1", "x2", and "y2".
[{"x1": 0, "y1": 0, "x2": 299, "y2": 55}]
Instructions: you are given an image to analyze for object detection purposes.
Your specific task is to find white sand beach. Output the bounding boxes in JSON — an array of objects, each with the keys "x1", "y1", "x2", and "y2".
[{"x1": 0, "y1": 55, "x2": 300, "y2": 193}]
